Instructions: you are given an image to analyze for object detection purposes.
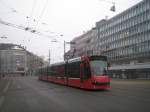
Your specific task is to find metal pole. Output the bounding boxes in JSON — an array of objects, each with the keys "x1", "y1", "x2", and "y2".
[
  {"x1": 64, "y1": 40, "x2": 66, "y2": 61},
  {"x1": 49, "y1": 48, "x2": 51, "y2": 65},
  {"x1": 0, "y1": 51, "x2": 2, "y2": 79},
  {"x1": 24, "y1": 49, "x2": 27, "y2": 76}
]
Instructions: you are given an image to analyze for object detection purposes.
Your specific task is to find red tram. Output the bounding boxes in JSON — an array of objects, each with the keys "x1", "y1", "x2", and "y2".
[{"x1": 38, "y1": 55, "x2": 110, "y2": 90}]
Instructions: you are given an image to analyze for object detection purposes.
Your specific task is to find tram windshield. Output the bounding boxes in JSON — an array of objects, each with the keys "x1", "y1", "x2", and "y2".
[{"x1": 90, "y1": 60, "x2": 107, "y2": 76}]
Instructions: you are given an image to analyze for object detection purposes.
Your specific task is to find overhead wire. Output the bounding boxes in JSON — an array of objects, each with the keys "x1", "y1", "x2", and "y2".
[
  {"x1": 26, "y1": 0, "x2": 37, "y2": 28},
  {"x1": 0, "y1": 0, "x2": 17, "y2": 13},
  {"x1": 27, "y1": 0, "x2": 50, "y2": 44},
  {"x1": 25, "y1": 0, "x2": 50, "y2": 43},
  {"x1": 34, "y1": 0, "x2": 49, "y2": 29},
  {"x1": 0, "y1": 0, "x2": 63, "y2": 41},
  {"x1": 25, "y1": 0, "x2": 37, "y2": 44}
]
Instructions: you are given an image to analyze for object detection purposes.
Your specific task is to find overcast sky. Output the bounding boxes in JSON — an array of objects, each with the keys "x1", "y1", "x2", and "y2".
[{"x1": 0, "y1": 0, "x2": 142, "y2": 63}]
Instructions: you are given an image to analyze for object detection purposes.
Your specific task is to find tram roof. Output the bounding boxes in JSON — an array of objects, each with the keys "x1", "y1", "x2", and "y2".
[
  {"x1": 68, "y1": 57, "x2": 81, "y2": 63},
  {"x1": 51, "y1": 61, "x2": 65, "y2": 66}
]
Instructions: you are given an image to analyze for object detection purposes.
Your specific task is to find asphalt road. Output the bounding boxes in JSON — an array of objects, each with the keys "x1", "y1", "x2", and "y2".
[{"x1": 0, "y1": 76, "x2": 150, "y2": 112}]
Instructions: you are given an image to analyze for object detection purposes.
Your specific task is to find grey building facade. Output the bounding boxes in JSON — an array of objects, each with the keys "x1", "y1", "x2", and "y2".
[
  {"x1": 0, "y1": 49, "x2": 26, "y2": 76},
  {"x1": 0, "y1": 43, "x2": 44, "y2": 77},
  {"x1": 66, "y1": 27, "x2": 97, "y2": 59}
]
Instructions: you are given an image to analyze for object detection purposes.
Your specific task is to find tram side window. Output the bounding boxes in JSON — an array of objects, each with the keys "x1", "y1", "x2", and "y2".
[
  {"x1": 51, "y1": 66, "x2": 59, "y2": 76},
  {"x1": 50, "y1": 67, "x2": 55, "y2": 76},
  {"x1": 67, "y1": 62, "x2": 80, "y2": 78},
  {"x1": 55, "y1": 65, "x2": 65, "y2": 77},
  {"x1": 61, "y1": 65, "x2": 65, "y2": 77},
  {"x1": 47, "y1": 67, "x2": 52, "y2": 76}
]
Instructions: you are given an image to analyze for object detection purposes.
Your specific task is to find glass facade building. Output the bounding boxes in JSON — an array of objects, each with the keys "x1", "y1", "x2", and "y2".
[
  {"x1": 95, "y1": 0, "x2": 150, "y2": 78},
  {"x1": 96, "y1": 0, "x2": 150, "y2": 63}
]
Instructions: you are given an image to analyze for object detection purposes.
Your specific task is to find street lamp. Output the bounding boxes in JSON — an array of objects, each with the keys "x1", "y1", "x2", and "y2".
[
  {"x1": 98, "y1": 0, "x2": 116, "y2": 12},
  {"x1": 110, "y1": 2, "x2": 116, "y2": 12}
]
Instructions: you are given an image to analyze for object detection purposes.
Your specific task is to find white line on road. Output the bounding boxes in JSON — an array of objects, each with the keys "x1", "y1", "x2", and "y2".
[{"x1": 0, "y1": 96, "x2": 5, "y2": 108}]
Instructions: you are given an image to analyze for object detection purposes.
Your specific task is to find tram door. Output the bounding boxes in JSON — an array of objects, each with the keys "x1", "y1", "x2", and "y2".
[{"x1": 80, "y1": 63, "x2": 84, "y2": 83}]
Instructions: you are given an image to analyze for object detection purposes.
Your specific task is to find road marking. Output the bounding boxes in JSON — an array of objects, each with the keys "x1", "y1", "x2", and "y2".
[
  {"x1": 0, "y1": 96, "x2": 5, "y2": 108},
  {"x1": 3, "y1": 81, "x2": 10, "y2": 93}
]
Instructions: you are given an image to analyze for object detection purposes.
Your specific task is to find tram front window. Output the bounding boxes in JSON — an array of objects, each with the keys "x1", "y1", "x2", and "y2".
[{"x1": 90, "y1": 60, "x2": 107, "y2": 76}]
